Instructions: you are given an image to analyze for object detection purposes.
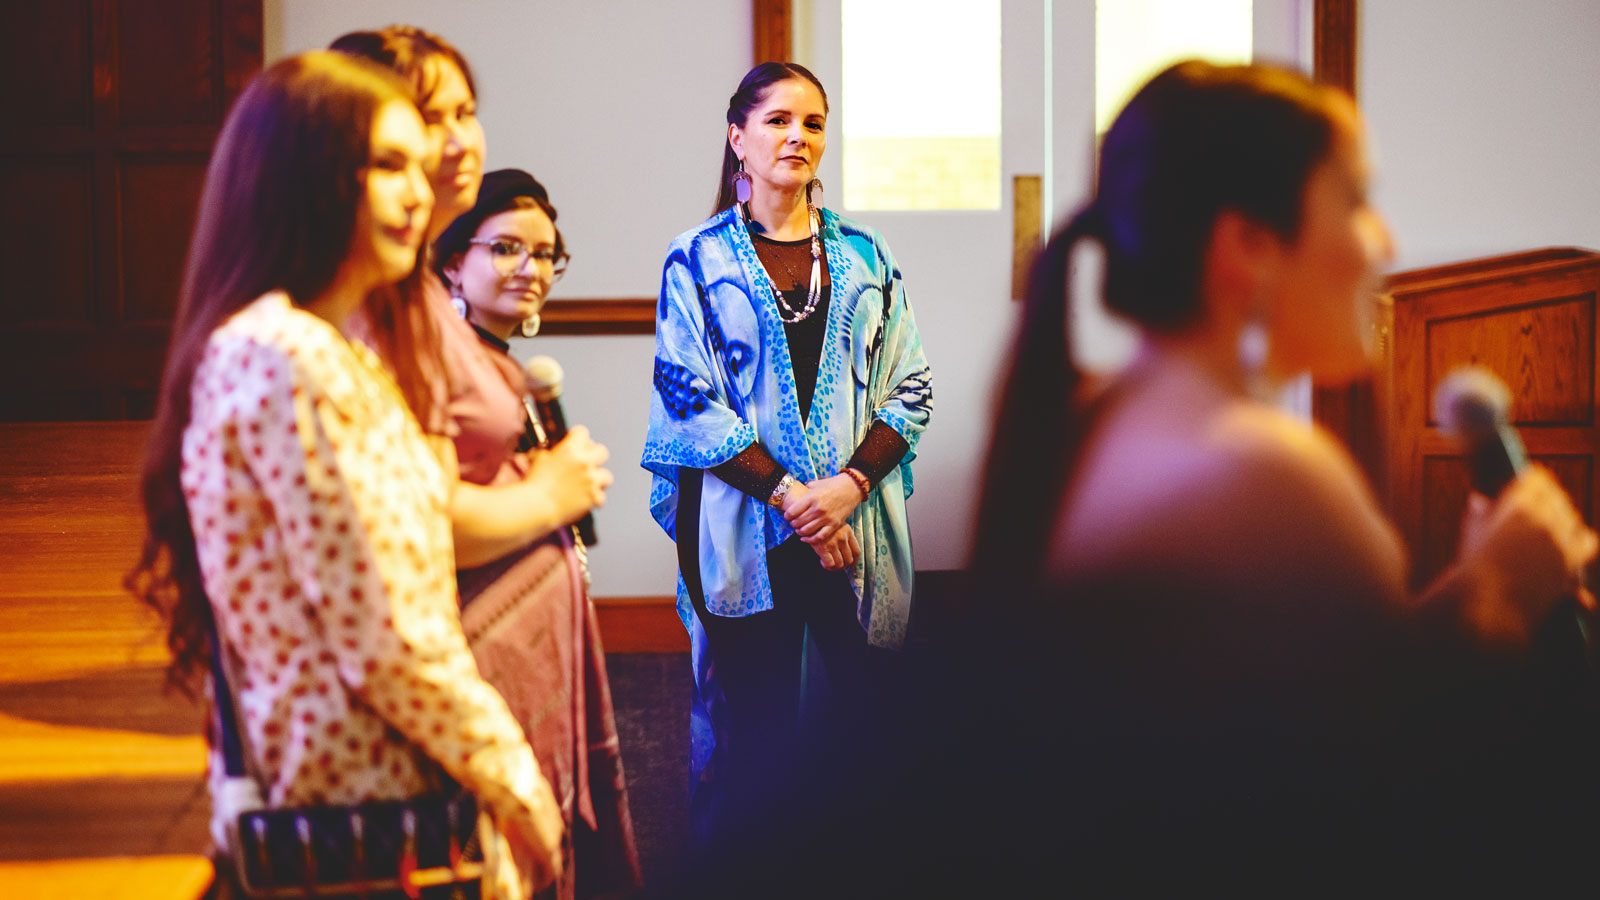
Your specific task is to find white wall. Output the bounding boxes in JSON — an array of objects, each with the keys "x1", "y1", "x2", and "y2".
[
  {"x1": 260, "y1": 0, "x2": 1600, "y2": 595},
  {"x1": 266, "y1": 1, "x2": 751, "y2": 598},
  {"x1": 1361, "y1": 0, "x2": 1600, "y2": 270}
]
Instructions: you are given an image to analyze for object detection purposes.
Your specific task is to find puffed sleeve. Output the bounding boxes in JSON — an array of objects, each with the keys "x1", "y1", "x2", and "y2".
[{"x1": 224, "y1": 337, "x2": 553, "y2": 833}]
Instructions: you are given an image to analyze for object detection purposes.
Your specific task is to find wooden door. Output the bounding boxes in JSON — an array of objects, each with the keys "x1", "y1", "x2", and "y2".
[
  {"x1": 0, "y1": 0, "x2": 261, "y2": 421},
  {"x1": 1387, "y1": 247, "x2": 1600, "y2": 587}
]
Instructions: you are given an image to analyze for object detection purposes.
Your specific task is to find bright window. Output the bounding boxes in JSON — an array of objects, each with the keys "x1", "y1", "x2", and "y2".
[
  {"x1": 1095, "y1": 0, "x2": 1254, "y2": 135},
  {"x1": 840, "y1": 0, "x2": 1002, "y2": 210}
]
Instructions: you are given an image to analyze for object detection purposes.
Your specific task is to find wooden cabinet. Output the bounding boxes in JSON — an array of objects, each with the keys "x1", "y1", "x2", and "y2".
[{"x1": 1381, "y1": 247, "x2": 1599, "y2": 587}]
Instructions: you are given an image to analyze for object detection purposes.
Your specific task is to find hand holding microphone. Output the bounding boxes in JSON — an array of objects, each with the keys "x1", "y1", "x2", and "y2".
[
  {"x1": 1434, "y1": 367, "x2": 1598, "y2": 643},
  {"x1": 524, "y1": 355, "x2": 607, "y2": 545}
]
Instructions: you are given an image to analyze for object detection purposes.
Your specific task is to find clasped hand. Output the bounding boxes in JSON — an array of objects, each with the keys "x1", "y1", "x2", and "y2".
[{"x1": 781, "y1": 474, "x2": 863, "y2": 570}]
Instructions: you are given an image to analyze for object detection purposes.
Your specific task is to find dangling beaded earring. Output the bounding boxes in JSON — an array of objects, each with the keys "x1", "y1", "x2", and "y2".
[
  {"x1": 520, "y1": 314, "x2": 541, "y2": 338},
  {"x1": 732, "y1": 160, "x2": 753, "y2": 205},
  {"x1": 449, "y1": 292, "x2": 468, "y2": 319},
  {"x1": 806, "y1": 177, "x2": 825, "y2": 210}
]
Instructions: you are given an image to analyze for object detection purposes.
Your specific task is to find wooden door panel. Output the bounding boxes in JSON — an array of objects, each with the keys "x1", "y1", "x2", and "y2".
[
  {"x1": 118, "y1": 0, "x2": 224, "y2": 127},
  {"x1": 7, "y1": 1, "x2": 93, "y2": 128},
  {"x1": 120, "y1": 155, "x2": 208, "y2": 324},
  {"x1": 1424, "y1": 292, "x2": 1595, "y2": 427},
  {"x1": 0, "y1": 159, "x2": 96, "y2": 326},
  {"x1": 0, "y1": 0, "x2": 259, "y2": 422}
]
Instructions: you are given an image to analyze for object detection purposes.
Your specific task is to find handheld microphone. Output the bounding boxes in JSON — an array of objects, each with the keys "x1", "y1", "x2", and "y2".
[
  {"x1": 523, "y1": 355, "x2": 598, "y2": 546},
  {"x1": 1432, "y1": 366, "x2": 1528, "y2": 497},
  {"x1": 1435, "y1": 366, "x2": 1595, "y2": 659}
]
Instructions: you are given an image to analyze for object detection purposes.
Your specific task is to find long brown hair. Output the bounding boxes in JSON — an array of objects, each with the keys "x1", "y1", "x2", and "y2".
[
  {"x1": 712, "y1": 62, "x2": 829, "y2": 215},
  {"x1": 972, "y1": 61, "x2": 1347, "y2": 595},
  {"x1": 128, "y1": 52, "x2": 422, "y2": 693},
  {"x1": 329, "y1": 24, "x2": 478, "y2": 109},
  {"x1": 329, "y1": 24, "x2": 477, "y2": 423}
]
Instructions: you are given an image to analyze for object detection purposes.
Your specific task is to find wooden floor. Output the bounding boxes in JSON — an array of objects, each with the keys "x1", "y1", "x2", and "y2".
[
  {"x1": 0, "y1": 421, "x2": 686, "y2": 898},
  {"x1": 0, "y1": 422, "x2": 213, "y2": 898}
]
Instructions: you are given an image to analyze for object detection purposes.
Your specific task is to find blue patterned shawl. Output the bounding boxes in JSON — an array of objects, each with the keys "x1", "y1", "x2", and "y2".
[{"x1": 641, "y1": 206, "x2": 932, "y2": 788}]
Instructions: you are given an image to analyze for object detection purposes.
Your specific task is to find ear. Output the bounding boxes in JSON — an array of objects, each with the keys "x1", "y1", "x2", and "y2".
[
  {"x1": 728, "y1": 122, "x2": 744, "y2": 160},
  {"x1": 1209, "y1": 209, "x2": 1286, "y2": 316},
  {"x1": 440, "y1": 253, "x2": 466, "y2": 290}
]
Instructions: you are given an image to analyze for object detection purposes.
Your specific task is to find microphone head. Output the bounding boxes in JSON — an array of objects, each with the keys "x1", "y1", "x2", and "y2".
[
  {"x1": 523, "y1": 355, "x2": 565, "y2": 402},
  {"x1": 1432, "y1": 365, "x2": 1511, "y2": 441}
]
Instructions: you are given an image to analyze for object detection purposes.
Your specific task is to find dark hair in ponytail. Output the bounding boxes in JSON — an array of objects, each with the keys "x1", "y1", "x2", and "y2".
[
  {"x1": 712, "y1": 62, "x2": 829, "y2": 215},
  {"x1": 971, "y1": 60, "x2": 1346, "y2": 596}
]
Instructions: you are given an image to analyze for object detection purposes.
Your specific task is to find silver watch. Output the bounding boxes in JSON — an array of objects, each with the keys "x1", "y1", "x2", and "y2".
[{"x1": 767, "y1": 473, "x2": 797, "y2": 509}]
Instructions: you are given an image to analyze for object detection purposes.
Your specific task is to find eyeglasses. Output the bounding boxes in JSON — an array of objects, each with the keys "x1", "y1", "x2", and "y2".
[{"x1": 468, "y1": 238, "x2": 570, "y2": 282}]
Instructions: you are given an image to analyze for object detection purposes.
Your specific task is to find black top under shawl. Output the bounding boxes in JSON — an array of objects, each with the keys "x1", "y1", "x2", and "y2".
[{"x1": 706, "y1": 232, "x2": 909, "y2": 502}]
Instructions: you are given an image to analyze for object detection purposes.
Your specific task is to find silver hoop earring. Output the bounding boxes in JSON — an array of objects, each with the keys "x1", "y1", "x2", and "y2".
[
  {"x1": 449, "y1": 293, "x2": 468, "y2": 319},
  {"x1": 520, "y1": 314, "x2": 541, "y2": 338}
]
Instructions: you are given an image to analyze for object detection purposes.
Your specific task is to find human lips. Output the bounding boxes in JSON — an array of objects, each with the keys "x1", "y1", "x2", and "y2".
[
  {"x1": 382, "y1": 221, "x2": 422, "y2": 249},
  {"x1": 505, "y1": 283, "x2": 544, "y2": 304}
]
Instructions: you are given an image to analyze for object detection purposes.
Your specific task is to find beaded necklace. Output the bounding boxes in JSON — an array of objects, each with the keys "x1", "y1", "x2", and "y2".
[{"x1": 747, "y1": 202, "x2": 823, "y2": 324}]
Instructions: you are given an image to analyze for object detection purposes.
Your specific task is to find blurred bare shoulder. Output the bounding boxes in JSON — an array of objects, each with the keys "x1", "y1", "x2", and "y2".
[{"x1": 1050, "y1": 393, "x2": 1407, "y2": 604}]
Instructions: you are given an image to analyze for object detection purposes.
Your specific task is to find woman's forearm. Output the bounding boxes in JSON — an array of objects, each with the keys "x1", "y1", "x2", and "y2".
[{"x1": 451, "y1": 478, "x2": 564, "y2": 568}]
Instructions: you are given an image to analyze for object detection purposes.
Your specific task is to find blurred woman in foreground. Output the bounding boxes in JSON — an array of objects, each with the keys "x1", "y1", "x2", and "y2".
[
  {"x1": 130, "y1": 51, "x2": 562, "y2": 898},
  {"x1": 972, "y1": 59, "x2": 1599, "y2": 889}
]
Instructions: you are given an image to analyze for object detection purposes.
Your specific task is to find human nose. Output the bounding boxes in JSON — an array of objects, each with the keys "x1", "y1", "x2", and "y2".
[
  {"x1": 438, "y1": 118, "x2": 466, "y2": 159},
  {"x1": 516, "y1": 251, "x2": 543, "y2": 278},
  {"x1": 1367, "y1": 211, "x2": 1395, "y2": 268}
]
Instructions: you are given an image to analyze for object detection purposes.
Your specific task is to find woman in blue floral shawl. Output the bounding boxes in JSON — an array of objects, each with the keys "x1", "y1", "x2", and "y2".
[{"x1": 641, "y1": 62, "x2": 932, "y2": 839}]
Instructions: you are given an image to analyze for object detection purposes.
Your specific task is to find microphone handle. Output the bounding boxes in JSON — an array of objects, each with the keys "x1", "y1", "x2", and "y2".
[
  {"x1": 1467, "y1": 423, "x2": 1527, "y2": 497},
  {"x1": 532, "y1": 395, "x2": 598, "y2": 547}
]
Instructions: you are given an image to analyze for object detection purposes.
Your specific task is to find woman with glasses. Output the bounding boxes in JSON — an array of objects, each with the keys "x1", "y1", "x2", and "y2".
[{"x1": 333, "y1": 29, "x2": 639, "y2": 900}]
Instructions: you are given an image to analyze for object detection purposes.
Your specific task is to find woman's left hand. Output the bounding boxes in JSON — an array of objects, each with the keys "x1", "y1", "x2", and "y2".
[{"x1": 783, "y1": 473, "x2": 862, "y2": 543}]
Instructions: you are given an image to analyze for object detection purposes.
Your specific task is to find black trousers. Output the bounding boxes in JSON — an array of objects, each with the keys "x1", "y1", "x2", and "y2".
[{"x1": 677, "y1": 470, "x2": 897, "y2": 842}]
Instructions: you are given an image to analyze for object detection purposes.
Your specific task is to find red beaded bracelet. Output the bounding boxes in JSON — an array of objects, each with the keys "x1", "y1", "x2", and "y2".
[{"x1": 842, "y1": 466, "x2": 871, "y2": 501}]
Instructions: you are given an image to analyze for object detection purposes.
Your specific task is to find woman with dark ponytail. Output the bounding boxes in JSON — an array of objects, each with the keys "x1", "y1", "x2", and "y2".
[
  {"x1": 968, "y1": 60, "x2": 1600, "y2": 888},
  {"x1": 641, "y1": 62, "x2": 932, "y2": 843}
]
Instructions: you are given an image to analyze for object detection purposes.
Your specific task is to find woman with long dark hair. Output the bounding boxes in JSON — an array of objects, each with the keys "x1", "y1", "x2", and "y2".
[
  {"x1": 332, "y1": 29, "x2": 637, "y2": 898},
  {"x1": 641, "y1": 62, "x2": 932, "y2": 840},
  {"x1": 128, "y1": 51, "x2": 562, "y2": 898},
  {"x1": 970, "y1": 60, "x2": 1599, "y2": 888}
]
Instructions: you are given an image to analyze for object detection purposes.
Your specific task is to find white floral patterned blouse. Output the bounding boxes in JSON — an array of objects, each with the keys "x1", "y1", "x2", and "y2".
[{"x1": 181, "y1": 292, "x2": 548, "y2": 887}]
